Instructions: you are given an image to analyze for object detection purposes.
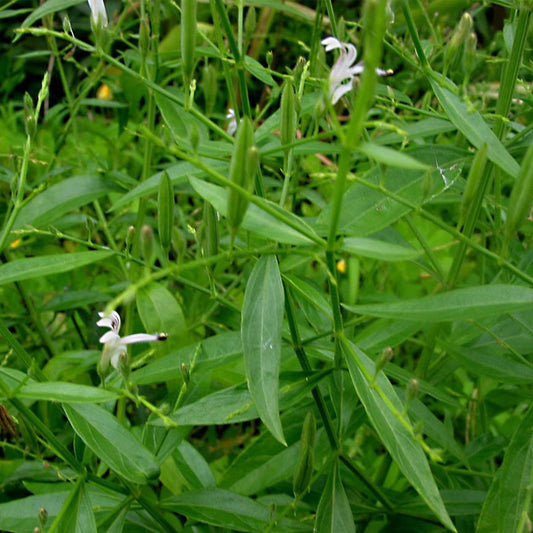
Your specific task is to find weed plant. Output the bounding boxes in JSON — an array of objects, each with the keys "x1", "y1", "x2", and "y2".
[{"x1": 0, "y1": 0, "x2": 532, "y2": 532}]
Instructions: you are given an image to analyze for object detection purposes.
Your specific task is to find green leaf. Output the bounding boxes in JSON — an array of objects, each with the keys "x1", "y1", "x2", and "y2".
[
  {"x1": 172, "y1": 440, "x2": 216, "y2": 490},
  {"x1": 242, "y1": 256, "x2": 285, "y2": 444},
  {"x1": 189, "y1": 176, "x2": 316, "y2": 245},
  {"x1": 136, "y1": 282, "x2": 188, "y2": 348},
  {"x1": 443, "y1": 342, "x2": 533, "y2": 384},
  {"x1": 20, "y1": 0, "x2": 84, "y2": 29},
  {"x1": 429, "y1": 82, "x2": 520, "y2": 178},
  {"x1": 343, "y1": 340, "x2": 456, "y2": 531},
  {"x1": 0, "y1": 251, "x2": 115, "y2": 286},
  {"x1": 47, "y1": 480, "x2": 96, "y2": 533},
  {"x1": 359, "y1": 142, "x2": 431, "y2": 170},
  {"x1": 14, "y1": 175, "x2": 118, "y2": 229},
  {"x1": 244, "y1": 56, "x2": 276, "y2": 86},
  {"x1": 341, "y1": 236, "x2": 420, "y2": 261},
  {"x1": 345, "y1": 285, "x2": 533, "y2": 322},
  {"x1": 16, "y1": 382, "x2": 119, "y2": 403},
  {"x1": 476, "y1": 405, "x2": 533, "y2": 533},
  {"x1": 315, "y1": 461, "x2": 355, "y2": 533},
  {"x1": 162, "y1": 489, "x2": 306, "y2": 532},
  {"x1": 0, "y1": 492, "x2": 69, "y2": 532},
  {"x1": 133, "y1": 332, "x2": 242, "y2": 385},
  {"x1": 63, "y1": 403, "x2": 160, "y2": 484}
]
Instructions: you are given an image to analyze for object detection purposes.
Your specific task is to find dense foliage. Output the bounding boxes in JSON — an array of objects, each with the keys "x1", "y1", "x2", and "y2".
[{"x1": 0, "y1": 0, "x2": 532, "y2": 531}]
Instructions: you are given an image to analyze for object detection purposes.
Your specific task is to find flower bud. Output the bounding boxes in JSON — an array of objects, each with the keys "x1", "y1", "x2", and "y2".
[
  {"x1": 158, "y1": 172, "x2": 174, "y2": 250},
  {"x1": 181, "y1": 0, "x2": 197, "y2": 86},
  {"x1": 406, "y1": 378, "x2": 419, "y2": 404},
  {"x1": 38, "y1": 507, "x2": 48, "y2": 527},
  {"x1": 180, "y1": 362, "x2": 190, "y2": 384},
  {"x1": 266, "y1": 50, "x2": 273, "y2": 70},
  {"x1": 444, "y1": 12, "x2": 473, "y2": 74},
  {"x1": 23, "y1": 92, "x2": 36, "y2": 138},
  {"x1": 292, "y1": 411, "x2": 316, "y2": 496},
  {"x1": 463, "y1": 32, "x2": 477, "y2": 80},
  {"x1": 460, "y1": 144, "x2": 487, "y2": 228},
  {"x1": 375, "y1": 347, "x2": 394, "y2": 376}
]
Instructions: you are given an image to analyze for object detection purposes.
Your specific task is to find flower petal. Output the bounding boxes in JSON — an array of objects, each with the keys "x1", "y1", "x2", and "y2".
[
  {"x1": 99, "y1": 331, "x2": 120, "y2": 344},
  {"x1": 121, "y1": 333, "x2": 164, "y2": 345},
  {"x1": 331, "y1": 82, "x2": 354, "y2": 105},
  {"x1": 96, "y1": 310, "x2": 121, "y2": 333},
  {"x1": 321, "y1": 36, "x2": 344, "y2": 52}
]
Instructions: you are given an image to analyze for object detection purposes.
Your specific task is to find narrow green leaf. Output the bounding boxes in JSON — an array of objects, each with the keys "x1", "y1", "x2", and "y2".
[
  {"x1": 162, "y1": 489, "x2": 306, "y2": 532},
  {"x1": 63, "y1": 403, "x2": 160, "y2": 484},
  {"x1": 341, "y1": 236, "x2": 420, "y2": 261},
  {"x1": 443, "y1": 342, "x2": 533, "y2": 384},
  {"x1": 429, "y1": 81, "x2": 520, "y2": 178},
  {"x1": 20, "y1": 0, "x2": 84, "y2": 29},
  {"x1": 343, "y1": 340, "x2": 456, "y2": 531},
  {"x1": 244, "y1": 55, "x2": 276, "y2": 86},
  {"x1": 14, "y1": 175, "x2": 118, "y2": 229},
  {"x1": 315, "y1": 461, "x2": 355, "y2": 533},
  {"x1": 242, "y1": 256, "x2": 285, "y2": 444},
  {"x1": 189, "y1": 176, "x2": 316, "y2": 245},
  {"x1": 359, "y1": 142, "x2": 431, "y2": 170},
  {"x1": 0, "y1": 251, "x2": 115, "y2": 286},
  {"x1": 47, "y1": 480, "x2": 96, "y2": 533},
  {"x1": 172, "y1": 440, "x2": 216, "y2": 490},
  {"x1": 346, "y1": 285, "x2": 533, "y2": 322},
  {"x1": 476, "y1": 405, "x2": 533, "y2": 533},
  {"x1": 16, "y1": 382, "x2": 118, "y2": 403}
]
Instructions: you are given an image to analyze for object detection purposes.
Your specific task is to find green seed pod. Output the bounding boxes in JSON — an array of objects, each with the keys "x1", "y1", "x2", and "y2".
[
  {"x1": 158, "y1": 172, "x2": 174, "y2": 250},
  {"x1": 139, "y1": 17, "x2": 150, "y2": 60},
  {"x1": 293, "y1": 411, "x2": 316, "y2": 496},
  {"x1": 201, "y1": 64, "x2": 218, "y2": 116},
  {"x1": 141, "y1": 224, "x2": 154, "y2": 265},
  {"x1": 506, "y1": 141, "x2": 533, "y2": 238},
  {"x1": 280, "y1": 82, "x2": 297, "y2": 152},
  {"x1": 459, "y1": 144, "x2": 488, "y2": 227},
  {"x1": 181, "y1": 0, "x2": 197, "y2": 86},
  {"x1": 202, "y1": 201, "x2": 219, "y2": 257},
  {"x1": 227, "y1": 116, "x2": 256, "y2": 239},
  {"x1": 244, "y1": 7, "x2": 256, "y2": 43}
]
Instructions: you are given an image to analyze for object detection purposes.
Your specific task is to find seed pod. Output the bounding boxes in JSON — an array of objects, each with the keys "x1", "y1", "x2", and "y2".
[
  {"x1": 293, "y1": 411, "x2": 316, "y2": 496},
  {"x1": 181, "y1": 0, "x2": 197, "y2": 86},
  {"x1": 506, "y1": 141, "x2": 533, "y2": 238},
  {"x1": 202, "y1": 201, "x2": 219, "y2": 257},
  {"x1": 227, "y1": 116, "x2": 256, "y2": 239},
  {"x1": 158, "y1": 172, "x2": 174, "y2": 250},
  {"x1": 141, "y1": 224, "x2": 154, "y2": 265},
  {"x1": 201, "y1": 64, "x2": 218, "y2": 116},
  {"x1": 280, "y1": 82, "x2": 297, "y2": 152},
  {"x1": 460, "y1": 144, "x2": 488, "y2": 227}
]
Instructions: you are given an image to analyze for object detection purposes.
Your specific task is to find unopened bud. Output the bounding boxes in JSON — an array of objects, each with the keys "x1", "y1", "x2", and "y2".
[
  {"x1": 38, "y1": 507, "x2": 48, "y2": 527},
  {"x1": 463, "y1": 31, "x2": 477, "y2": 79},
  {"x1": 180, "y1": 362, "x2": 190, "y2": 383},
  {"x1": 375, "y1": 347, "x2": 394, "y2": 375},
  {"x1": 280, "y1": 82, "x2": 297, "y2": 152},
  {"x1": 292, "y1": 411, "x2": 316, "y2": 496},
  {"x1": 266, "y1": 50, "x2": 273, "y2": 70},
  {"x1": 406, "y1": 378, "x2": 419, "y2": 403},
  {"x1": 181, "y1": 0, "x2": 197, "y2": 85},
  {"x1": 201, "y1": 64, "x2": 218, "y2": 116},
  {"x1": 23, "y1": 92, "x2": 36, "y2": 138},
  {"x1": 158, "y1": 172, "x2": 174, "y2": 250}
]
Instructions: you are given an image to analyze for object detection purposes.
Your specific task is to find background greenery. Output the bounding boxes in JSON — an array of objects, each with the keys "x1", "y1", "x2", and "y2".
[{"x1": 0, "y1": 0, "x2": 532, "y2": 531}]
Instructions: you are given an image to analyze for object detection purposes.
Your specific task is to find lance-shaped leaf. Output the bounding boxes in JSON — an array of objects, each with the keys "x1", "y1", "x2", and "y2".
[
  {"x1": 343, "y1": 339, "x2": 456, "y2": 531},
  {"x1": 242, "y1": 256, "x2": 285, "y2": 444}
]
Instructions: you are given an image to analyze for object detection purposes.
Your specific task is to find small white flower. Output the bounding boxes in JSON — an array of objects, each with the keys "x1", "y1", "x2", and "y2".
[
  {"x1": 226, "y1": 108, "x2": 237, "y2": 136},
  {"x1": 87, "y1": 0, "x2": 108, "y2": 28},
  {"x1": 97, "y1": 310, "x2": 166, "y2": 370},
  {"x1": 321, "y1": 36, "x2": 393, "y2": 104}
]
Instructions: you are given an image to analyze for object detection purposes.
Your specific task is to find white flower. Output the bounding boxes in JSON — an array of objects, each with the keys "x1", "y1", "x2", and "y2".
[
  {"x1": 226, "y1": 108, "x2": 237, "y2": 136},
  {"x1": 321, "y1": 36, "x2": 393, "y2": 104},
  {"x1": 97, "y1": 310, "x2": 166, "y2": 370},
  {"x1": 87, "y1": 0, "x2": 108, "y2": 28}
]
